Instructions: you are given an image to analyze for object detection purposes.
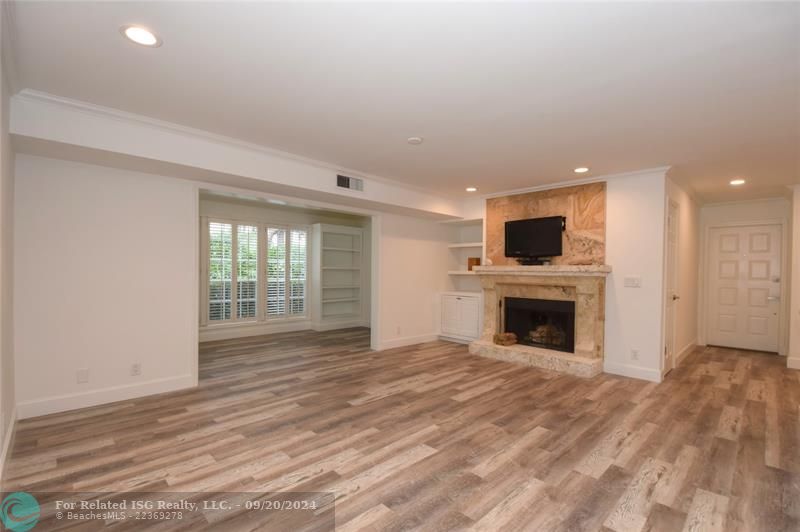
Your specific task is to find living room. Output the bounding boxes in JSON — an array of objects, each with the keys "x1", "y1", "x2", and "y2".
[{"x1": 0, "y1": 2, "x2": 798, "y2": 530}]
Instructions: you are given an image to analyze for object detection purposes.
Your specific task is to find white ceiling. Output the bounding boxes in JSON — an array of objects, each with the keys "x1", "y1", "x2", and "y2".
[{"x1": 8, "y1": 2, "x2": 800, "y2": 203}]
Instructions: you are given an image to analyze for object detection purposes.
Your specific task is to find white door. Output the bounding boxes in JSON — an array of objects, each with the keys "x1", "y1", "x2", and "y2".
[
  {"x1": 441, "y1": 295, "x2": 461, "y2": 336},
  {"x1": 664, "y1": 202, "x2": 679, "y2": 372},
  {"x1": 459, "y1": 296, "x2": 480, "y2": 338},
  {"x1": 707, "y1": 224, "x2": 781, "y2": 352}
]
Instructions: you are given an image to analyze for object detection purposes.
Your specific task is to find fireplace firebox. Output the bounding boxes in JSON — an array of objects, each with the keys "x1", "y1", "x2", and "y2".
[{"x1": 504, "y1": 297, "x2": 575, "y2": 353}]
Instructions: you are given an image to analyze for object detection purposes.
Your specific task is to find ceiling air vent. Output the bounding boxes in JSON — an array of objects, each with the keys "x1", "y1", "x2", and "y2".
[{"x1": 337, "y1": 174, "x2": 364, "y2": 192}]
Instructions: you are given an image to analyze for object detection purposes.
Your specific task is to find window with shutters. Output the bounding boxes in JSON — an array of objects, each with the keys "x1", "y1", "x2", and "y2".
[
  {"x1": 289, "y1": 229, "x2": 307, "y2": 315},
  {"x1": 208, "y1": 222, "x2": 233, "y2": 321},
  {"x1": 266, "y1": 227, "x2": 287, "y2": 317},
  {"x1": 266, "y1": 227, "x2": 308, "y2": 318},
  {"x1": 205, "y1": 219, "x2": 308, "y2": 325},
  {"x1": 237, "y1": 225, "x2": 258, "y2": 319}
]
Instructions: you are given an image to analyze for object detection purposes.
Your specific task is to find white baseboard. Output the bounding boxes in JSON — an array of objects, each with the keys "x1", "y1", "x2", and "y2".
[
  {"x1": 0, "y1": 407, "x2": 17, "y2": 484},
  {"x1": 200, "y1": 319, "x2": 310, "y2": 342},
  {"x1": 604, "y1": 361, "x2": 662, "y2": 383},
  {"x1": 788, "y1": 357, "x2": 800, "y2": 370},
  {"x1": 378, "y1": 333, "x2": 440, "y2": 351},
  {"x1": 16, "y1": 374, "x2": 195, "y2": 419},
  {"x1": 311, "y1": 320, "x2": 369, "y2": 332},
  {"x1": 676, "y1": 341, "x2": 697, "y2": 366},
  {"x1": 438, "y1": 335, "x2": 475, "y2": 345}
]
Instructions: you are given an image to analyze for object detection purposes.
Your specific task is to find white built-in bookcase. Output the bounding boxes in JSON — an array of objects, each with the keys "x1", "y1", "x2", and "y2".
[
  {"x1": 444, "y1": 218, "x2": 484, "y2": 293},
  {"x1": 311, "y1": 223, "x2": 364, "y2": 329}
]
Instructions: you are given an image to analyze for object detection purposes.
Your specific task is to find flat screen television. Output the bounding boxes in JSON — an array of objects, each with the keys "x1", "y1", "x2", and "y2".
[{"x1": 505, "y1": 216, "x2": 565, "y2": 264}]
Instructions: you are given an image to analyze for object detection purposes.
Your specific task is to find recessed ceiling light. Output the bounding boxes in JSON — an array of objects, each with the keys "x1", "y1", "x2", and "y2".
[
  {"x1": 730, "y1": 179, "x2": 746, "y2": 186},
  {"x1": 574, "y1": 167, "x2": 589, "y2": 174},
  {"x1": 267, "y1": 199, "x2": 288, "y2": 205},
  {"x1": 120, "y1": 25, "x2": 162, "y2": 47},
  {"x1": 407, "y1": 137, "x2": 424, "y2": 145},
  {"x1": 466, "y1": 187, "x2": 478, "y2": 192}
]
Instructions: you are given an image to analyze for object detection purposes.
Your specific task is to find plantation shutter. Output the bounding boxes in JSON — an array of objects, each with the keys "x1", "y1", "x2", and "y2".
[
  {"x1": 208, "y1": 222, "x2": 233, "y2": 321},
  {"x1": 237, "y1": 225, "x2": 258, "y2": 319},
  {"x1": 266, "y1": 227, "x2": 287, "y2": 317},
  {"x1": 289, "y1": 229, "x2": 307, "y2": 315}
]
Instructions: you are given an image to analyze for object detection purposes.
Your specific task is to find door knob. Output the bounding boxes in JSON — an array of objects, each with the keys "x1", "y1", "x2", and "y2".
[
  {"x1": 672, "y1": 295, "x2": 680, "y2": 301},
  {"x1": 767, "y1": 296, "x2": 780, "y2": 301}
]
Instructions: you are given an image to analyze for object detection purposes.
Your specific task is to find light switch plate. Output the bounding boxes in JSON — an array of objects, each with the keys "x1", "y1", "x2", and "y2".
[{"x1": 623, "y1": 276, "x2": 642, "y2": 288}]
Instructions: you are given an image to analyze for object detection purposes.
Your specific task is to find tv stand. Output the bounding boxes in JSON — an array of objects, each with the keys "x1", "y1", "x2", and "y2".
[{"x1": 516, "y1": 257, "x2": 551, "y2": 266}]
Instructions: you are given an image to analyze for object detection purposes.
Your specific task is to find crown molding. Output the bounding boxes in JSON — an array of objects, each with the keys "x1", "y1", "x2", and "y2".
[
  {"x1": 701, "y1": 196, "x2": 792, "y2": 209},
  {"x1": 13, "y1": 90, "x2": 680, "y2": 210},
  {"x1": 13, "y1": 89, "x2": 454, "y2": 202},
  {"x1": 481, "y1": 166, "x2": 671, "y2": 200}
]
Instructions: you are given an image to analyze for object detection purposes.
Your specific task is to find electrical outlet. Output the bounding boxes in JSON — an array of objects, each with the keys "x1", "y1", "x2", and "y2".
[
  {"x1": 396, "y1": 326, "x2": 401, "y2": 335},
  {"x1": 630, "y1": 349, "x2": 640, "y2": 361},
  {"x1": 76, "y1": 368, "x2": 89, "y2": 384},
  {"x1": 130, "y1": 363, "x2": 142, "y2": 377},
  {"x1": 623, "y1": 276, "x2": 642, "y2": 288}
]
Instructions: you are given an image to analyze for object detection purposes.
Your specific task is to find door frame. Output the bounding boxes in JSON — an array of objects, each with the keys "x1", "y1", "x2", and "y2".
[
  {"x1": 663, "y1": 200, "x2": 680, "y2": 374},
  {"x1": 699, "y1": 218, "x2": 790, "y2": 356}
]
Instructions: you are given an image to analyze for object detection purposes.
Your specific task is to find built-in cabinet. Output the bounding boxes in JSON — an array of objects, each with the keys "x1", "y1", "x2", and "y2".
[
  {"x1": 439, "y1": 217, "x2": 484, "y2": 341},
  {"x1": 311, "y1": 223, "x2": 365, "y2": 330},
  {"x1": 441, "y1": 292, "x2": 481, "y2": 341}
]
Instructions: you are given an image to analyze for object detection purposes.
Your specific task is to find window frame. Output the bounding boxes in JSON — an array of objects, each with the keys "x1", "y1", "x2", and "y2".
[{"x1": 203, "y1": 217, "x2": 309, "y2": 327}]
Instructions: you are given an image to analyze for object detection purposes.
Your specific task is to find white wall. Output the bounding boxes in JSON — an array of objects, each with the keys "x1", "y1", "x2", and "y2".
[
  {"x1": 698, "y1": 198, "x2": 791, "y2": 355},
  {"x1": 0, "y1": 3, "x2": 16, "y2": 470},
  {"x1": 789, "y1": 187, "x2": 800, "y2": 369},
  {"x1": 14, "y1": 155, "x2": 198, "y2": 418},
  {"x1": 604, "y1": 170, "x2": 667, "y2": 381},
  {"x1": 376, "y1": 214, "x2": 450, "y2": 349},
  {"x1": 667, "y1": 178, "x2": 701, "y2": 364}
]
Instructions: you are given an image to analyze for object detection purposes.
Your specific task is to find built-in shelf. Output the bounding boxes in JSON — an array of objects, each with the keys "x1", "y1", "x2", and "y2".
[
  {"x1": 446, "y1": 218, "x2": 482, "y2": 292},
  {"x1": 448, "y1": 242, "x2": 483, "y2": 249},
  {"x1": 442, "y1": 290, "x2": 481, "y2": 296},
  {"x1": 440, "y1": 217, "x2": 483, "y2": 227},
  {"x1": 322, "y1": 297, "x2": 360, "y2": 304},
  {"x1": 313, "y1": 223, "x2": 364, "y2": 329},
  {"x1": 322, "y1": 247, "x2": 360, "y2": 252},
  {"x1": 322, "y1": 312, "x2": 360, "y2": 319}
]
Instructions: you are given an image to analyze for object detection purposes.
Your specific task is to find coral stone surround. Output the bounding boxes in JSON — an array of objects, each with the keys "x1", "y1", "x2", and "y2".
[{"x1": 469, "y1": 265, "x2": 611, "y2": 378}]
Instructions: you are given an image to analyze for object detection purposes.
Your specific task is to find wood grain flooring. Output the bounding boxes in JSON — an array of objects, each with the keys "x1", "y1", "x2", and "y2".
[{"x1": 4, "y1": 328, "x2": 799, "y2": 531}]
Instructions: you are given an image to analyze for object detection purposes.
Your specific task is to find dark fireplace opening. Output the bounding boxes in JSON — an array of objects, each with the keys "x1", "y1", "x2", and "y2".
[{"x1": 504, "y1": 297, "x2": 576, "y2": 353}]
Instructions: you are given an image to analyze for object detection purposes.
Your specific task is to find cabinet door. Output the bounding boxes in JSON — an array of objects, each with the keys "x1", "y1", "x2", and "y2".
[
  {"x1": 459, "y1": 297, "x2": 480, "y2": 338},
  {"x1": 441, "y1": 295, "x2": 461, "y2": 335}
]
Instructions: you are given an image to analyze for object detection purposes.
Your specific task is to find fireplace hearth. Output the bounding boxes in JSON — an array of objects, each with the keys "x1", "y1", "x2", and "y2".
[{"x1": 504, "y1": 297, "x2": 575, "y2": 353}]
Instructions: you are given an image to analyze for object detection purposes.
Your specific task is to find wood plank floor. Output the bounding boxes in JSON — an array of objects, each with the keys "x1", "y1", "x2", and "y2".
[{"x1": 4, "y1": 328, "x2": 799, "y2": 531}]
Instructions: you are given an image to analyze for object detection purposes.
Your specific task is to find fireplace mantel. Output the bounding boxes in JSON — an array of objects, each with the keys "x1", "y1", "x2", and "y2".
[
  {"x1": 469, "y1": 264, "x2": 610, "y2": 378},
  {"x1": 472, "y1": 265, "x2": 611, "y2": 277}
]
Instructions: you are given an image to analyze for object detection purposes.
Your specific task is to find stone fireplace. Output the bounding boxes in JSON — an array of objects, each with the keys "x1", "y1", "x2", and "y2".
[{"x1": 469, "y1": 265, "x2": 611, "y2": 378}]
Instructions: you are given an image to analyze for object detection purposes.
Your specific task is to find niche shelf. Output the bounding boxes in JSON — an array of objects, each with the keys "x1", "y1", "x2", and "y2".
[{"x1": 311, "y1": 224, "x2": 365, "y2": 328}]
